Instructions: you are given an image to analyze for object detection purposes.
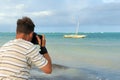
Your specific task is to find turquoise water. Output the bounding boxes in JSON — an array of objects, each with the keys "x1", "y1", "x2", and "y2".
[{"x1": 0, "y1": 32, "x2": 120, "y2": 80}]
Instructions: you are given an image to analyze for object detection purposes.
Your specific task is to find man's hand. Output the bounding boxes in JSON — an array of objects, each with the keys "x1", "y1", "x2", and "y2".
[{"x1": 36, "y1": 35, "x2": 46, "y2": 47}]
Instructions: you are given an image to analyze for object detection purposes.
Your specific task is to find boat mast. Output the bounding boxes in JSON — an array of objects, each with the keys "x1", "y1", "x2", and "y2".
[{"x1": 75, "y1": 19, "x2": 79, "y2": 35}]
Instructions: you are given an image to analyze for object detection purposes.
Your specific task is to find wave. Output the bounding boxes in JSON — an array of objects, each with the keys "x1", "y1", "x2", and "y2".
[{"x1": 29, "y1": 64, "x2": 120, "y2": 80}]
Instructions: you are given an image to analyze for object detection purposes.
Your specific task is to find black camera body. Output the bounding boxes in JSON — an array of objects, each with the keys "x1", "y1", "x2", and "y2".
[{"x1": 31, "y1": 32, "x2": 42, "y2": 44}]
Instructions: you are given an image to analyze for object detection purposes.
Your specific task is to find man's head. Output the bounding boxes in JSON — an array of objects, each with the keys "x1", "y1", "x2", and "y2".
[
  {"x1": 17, "y1": 17, "x2": 35, "y2": 34},
  {"x1": 16, "y1": 17, "x2": 35, "y2": 41}
]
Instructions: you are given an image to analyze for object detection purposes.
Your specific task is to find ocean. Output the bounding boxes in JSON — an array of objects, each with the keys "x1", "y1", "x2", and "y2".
[{"x1": 0, "y1": 32, "x2": 120, "y2": 80}]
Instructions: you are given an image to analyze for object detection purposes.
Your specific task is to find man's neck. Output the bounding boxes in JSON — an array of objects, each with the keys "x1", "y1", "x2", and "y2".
[{"x1": 16, "y1": 33, "x2": 29, "y2": 41}]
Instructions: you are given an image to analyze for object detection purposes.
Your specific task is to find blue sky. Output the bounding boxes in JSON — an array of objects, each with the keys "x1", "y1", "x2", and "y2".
[{"x1": 0, "y1": 0, "x2": 120, "y2": 32}]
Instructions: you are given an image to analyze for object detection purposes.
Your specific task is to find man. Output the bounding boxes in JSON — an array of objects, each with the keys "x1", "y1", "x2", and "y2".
[{"x1": 0, "y1": 17, "x2": 52, "y2": 80}]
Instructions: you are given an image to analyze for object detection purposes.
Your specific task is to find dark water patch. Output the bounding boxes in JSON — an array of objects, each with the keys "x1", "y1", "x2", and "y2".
[
  {"x1": 30, "y1": 75, "x2": 86, "y2": 80},
  {"x1": 29, "y1": 64, "x2": 92, "y2": 80},
  {"x1": 52, "y1": 64, "x2": 69, "y2": 70}
]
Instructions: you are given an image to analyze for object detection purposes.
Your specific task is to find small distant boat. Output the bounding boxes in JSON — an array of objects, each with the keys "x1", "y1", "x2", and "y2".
[
  {"x1": 64, "y1": 34, "x2": 86, "y2": 38},
  {"x1": 64, "y1": 19, "x2": 86, "y2": 38}
]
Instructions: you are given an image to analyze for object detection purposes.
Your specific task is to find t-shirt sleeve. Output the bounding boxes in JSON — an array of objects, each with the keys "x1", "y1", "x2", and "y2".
[{"x1": 27, "y1": 46, "x2": 48, "y2": 68}]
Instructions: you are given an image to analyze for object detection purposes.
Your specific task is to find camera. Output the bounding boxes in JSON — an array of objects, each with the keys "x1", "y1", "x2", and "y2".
[{"x1": 31, "y1": 32, "x2": 42, "y2": 44}]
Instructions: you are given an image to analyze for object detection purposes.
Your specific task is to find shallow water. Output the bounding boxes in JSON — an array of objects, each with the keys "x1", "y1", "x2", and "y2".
[
  {"x1": 0, "y1": 32, "x2": 120, "y2": 80},
  {"x1": 29, "y1": 64, "x2": 120, "y2": 80}
]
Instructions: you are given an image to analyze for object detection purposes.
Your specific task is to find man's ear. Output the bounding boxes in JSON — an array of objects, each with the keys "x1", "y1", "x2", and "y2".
[
  {"x1": 30, "y1": 31, "x2": 33, "y2": 35},
  {"x1": 29, "y1": 32, "x2": 34, "y2": 40}
]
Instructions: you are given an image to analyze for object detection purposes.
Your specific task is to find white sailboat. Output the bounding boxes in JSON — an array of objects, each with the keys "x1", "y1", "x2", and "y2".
[{"x1": 64, "y1": 20, "x2": 86, "y2": 38}]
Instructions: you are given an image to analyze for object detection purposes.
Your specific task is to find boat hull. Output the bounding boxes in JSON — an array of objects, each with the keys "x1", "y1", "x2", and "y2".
[{"x1": 64, "y1": 35, "x2": 86, "y2": 38}]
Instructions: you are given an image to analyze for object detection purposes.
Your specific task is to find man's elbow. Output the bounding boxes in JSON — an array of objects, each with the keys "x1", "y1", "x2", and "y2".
[
  {"x1": 40, "y1": 65, "x2": 52, "y2": 74},
  {"x1": 44, "y1": 68, "x2": 52, "y2": 74}
]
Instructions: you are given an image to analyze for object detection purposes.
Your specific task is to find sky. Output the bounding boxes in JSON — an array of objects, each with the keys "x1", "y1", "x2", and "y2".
[{"x1": 0, "y1": 0, "x2": 120, "y2": 33}]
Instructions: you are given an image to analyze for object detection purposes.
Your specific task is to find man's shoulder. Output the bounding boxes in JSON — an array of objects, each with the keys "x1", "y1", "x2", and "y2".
[
  {"x1": 2, "y1": 39, "x2": 34, "y2": 49},
  {"x1": 14, "y1": 39, "x2": 35, "y2": 49}
]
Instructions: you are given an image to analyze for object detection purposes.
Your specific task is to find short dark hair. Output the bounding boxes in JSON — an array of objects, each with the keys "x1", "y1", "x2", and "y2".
[{"x1": 16, "y1": 17, "x2": 35, "y2": 34}]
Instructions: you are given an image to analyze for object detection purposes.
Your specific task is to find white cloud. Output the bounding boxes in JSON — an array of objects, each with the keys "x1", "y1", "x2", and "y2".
[
  {"x1": 0, "y1": 13, "x2": 6, "y2": 17},
  {"x1": 0, "y1": 13, "x2": 16, "y2": 24},
  {"x1": 15, "y1": 4, "x2": 25, "y2": 10},
  {"x1": 102, "y1": 0, "x2": 120, "y2": 3},
  {"x1": 3, "y1": 4, "x2": 24, "y2": 10},
  {"x1": 0, "y1": 1, "x2": 54, "y2": 24},
  {"x1": 27, "y1": 11, "x2": 53, "y2": 17},
  {"x1": 0, "y1": 10, "x2": 53, "y2": 18},
  {"x1": 0, "y1": 10, "x2": 54, "y2": 24}
]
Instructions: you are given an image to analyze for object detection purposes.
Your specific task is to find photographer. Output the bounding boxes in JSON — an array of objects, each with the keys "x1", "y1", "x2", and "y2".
[{"x1": 0, "y1": 17, "x2": 52, "y2": 80}]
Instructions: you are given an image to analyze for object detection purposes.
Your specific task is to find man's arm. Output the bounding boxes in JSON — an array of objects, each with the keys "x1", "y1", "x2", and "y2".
[
  {"x1": 36, "y1": 35, "x2": 52, "y2": 74},
  {"x1": 41, "y1": 53, "x2": 52, "y2": 74}
]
